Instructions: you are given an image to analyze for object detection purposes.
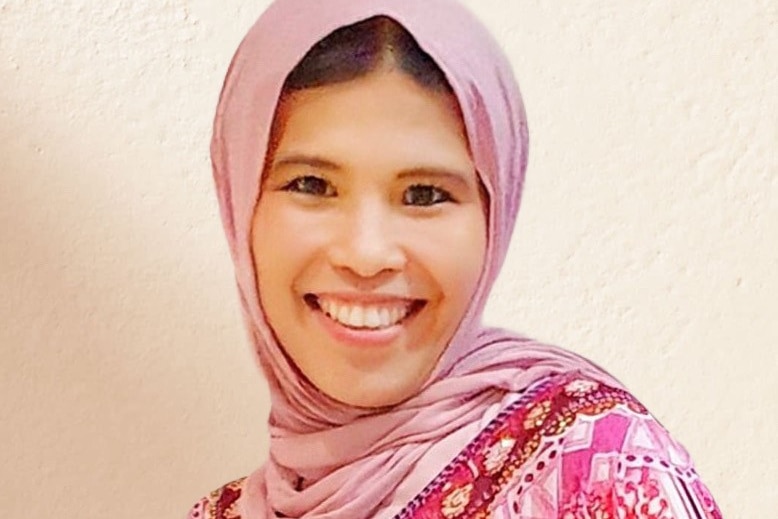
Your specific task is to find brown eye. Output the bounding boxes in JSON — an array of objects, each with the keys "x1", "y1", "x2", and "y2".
[
  {"x1": 282, "y1": 175, "x2": 336, "y2": 197},
  {"x1": 403, "y1": 184, "x2": 454, "y2": 206}
]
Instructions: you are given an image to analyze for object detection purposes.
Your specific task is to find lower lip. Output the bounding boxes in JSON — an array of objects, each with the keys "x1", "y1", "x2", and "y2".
[{"x1": 310, "y1": 306, "x2": 408, "y2": 347}]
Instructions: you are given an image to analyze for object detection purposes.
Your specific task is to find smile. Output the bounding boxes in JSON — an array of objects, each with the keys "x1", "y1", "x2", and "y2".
[{"x1": 304, "y1": 294, "x2": 426, "y2": 331}]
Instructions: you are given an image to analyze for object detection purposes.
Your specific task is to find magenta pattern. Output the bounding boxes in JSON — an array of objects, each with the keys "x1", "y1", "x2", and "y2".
[
  {"x1": 393, "y1": 373, "x2": 721, "y2": 519},
  {"x1": 188, "y1": 478, "x2": 245, "y2": 519}
]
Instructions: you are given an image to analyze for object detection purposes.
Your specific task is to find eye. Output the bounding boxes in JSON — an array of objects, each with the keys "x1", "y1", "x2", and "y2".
[
  {"x1": 402, "y1": 184, "x2": 455, "y2": 206},
  {"x1": 281, "y1": 175, "x2": 336, "y2": 197}
]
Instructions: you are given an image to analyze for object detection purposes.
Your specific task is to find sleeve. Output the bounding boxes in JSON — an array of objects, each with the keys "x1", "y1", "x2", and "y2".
[
  {"x1": 507, "y1": 379, "x2": 723, "y2": 519},
  {"x1": 552, "y1": 410, "x2": 722, "y2": 518}
]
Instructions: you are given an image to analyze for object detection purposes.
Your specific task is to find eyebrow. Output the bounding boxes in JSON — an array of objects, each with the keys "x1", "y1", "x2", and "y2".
[
  {"x1": 396, "y1": 168, "x2": 473, "y2": 190},
  {"x1": 273, "y1": 154, "x2": 342, "y2": 171},
  {"x1": 272, "y1": 153, "x2": 475, "y2": 188}
]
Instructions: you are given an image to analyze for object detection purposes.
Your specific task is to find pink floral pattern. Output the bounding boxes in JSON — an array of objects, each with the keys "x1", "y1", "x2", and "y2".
[{"x1": 395, "y1": 373, "x2": 722, "y2": 519}]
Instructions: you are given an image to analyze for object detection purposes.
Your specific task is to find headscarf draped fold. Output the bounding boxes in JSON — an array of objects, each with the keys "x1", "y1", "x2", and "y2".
[{"x1": 210, "y1": 0, "x2": 620, "y2": 517}]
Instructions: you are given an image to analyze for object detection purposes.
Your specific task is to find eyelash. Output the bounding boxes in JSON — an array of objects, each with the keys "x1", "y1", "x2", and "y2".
[
  {"x1": 280, "y1": 175, "x2": 336, "y2": 197},
  {"x1": 403, "y1": 184, "x2": 455, "y2": 206},
  {"x1": 279, "y1": 175, "x2": 456, "y2": 206}
]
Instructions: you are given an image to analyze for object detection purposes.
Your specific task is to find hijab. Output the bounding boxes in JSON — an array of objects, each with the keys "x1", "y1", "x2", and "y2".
[{"x1": 210, "y1": 0, "x2": 620, "y2": 517}]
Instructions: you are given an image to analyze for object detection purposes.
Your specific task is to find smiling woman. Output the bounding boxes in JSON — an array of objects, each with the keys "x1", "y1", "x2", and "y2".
[
  {"x1": 253, "y1": 65, "x2": 487, "y2": 408},
  {"x1": 188, "y1": 1, "x2": 723, "y2": 518}
]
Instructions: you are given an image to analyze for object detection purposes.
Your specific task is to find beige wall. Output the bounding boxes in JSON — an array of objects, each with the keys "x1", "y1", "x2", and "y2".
[{"x1": 1, "y1": 1, "x2": 774, "y2": 517}]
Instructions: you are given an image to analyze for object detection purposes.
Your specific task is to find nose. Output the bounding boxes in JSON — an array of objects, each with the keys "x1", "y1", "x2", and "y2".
[{"x1": 327, "y1": 201, "x2": 406, "y2": 279}]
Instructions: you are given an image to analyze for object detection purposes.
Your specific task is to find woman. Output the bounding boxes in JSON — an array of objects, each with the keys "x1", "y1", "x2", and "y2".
[{"x1": 188, "y1": 0, "x2": 722, "y2": 517}]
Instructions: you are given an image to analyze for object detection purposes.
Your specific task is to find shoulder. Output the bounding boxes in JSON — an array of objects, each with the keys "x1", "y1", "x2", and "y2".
[
  {"x1": 185, "y1": 477, "x2": 247, "y2": 519},
  {"x1": 493, "y1": 372, "x2": 723, "y2": 518},
  {"x1": 397, "y1": 372, "x2": 722, "y2": 518}
]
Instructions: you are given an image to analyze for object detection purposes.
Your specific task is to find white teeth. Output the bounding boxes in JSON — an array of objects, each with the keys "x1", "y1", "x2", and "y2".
[
  {"x1": 365, "y1": 307, "x2": 381, "y2": 328},
  {"x1": 337, "y1": 304, "x2": 350, "y2": 324},
  {"x1": 349, "y1": 306, "x2": 364, "y2": 328},
  {"x1": 314, "y1": 297, "x2": 415, "y2": 330},
  {"x1": 379, "y1": 308, "x2": 391, "y2": 327}
]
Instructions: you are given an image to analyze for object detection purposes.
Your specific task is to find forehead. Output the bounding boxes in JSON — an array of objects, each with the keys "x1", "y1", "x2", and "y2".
[{"x1": 267, "y1": 70, "x2": 473, "y2": 171}]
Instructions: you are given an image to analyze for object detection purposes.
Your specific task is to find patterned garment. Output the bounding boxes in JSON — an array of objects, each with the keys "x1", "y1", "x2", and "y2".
[{"x1": 187, "y1": 374, "x2": 722, "y2": 519}]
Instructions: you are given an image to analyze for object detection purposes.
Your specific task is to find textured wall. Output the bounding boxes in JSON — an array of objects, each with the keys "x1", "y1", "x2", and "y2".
[{"x1": 1, "y1": 1, "x2": 774, "y2": 517}]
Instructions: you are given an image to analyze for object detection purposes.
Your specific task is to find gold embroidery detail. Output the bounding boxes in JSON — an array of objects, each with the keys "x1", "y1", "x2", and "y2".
[
  {"x1": 441, "y1": 483, "x2": 474, "y2": 518},
  {"x1": 483, "y1": 437, "x2": 517, "y2": 475},
  {"x1": 564, "y1": 379, "x2": 600, "y2": 397},
  {"x1": 523, "y1": 400, "x2": 551, "y2": 430}
]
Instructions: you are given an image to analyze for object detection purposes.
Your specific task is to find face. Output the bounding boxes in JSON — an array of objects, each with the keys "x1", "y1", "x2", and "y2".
[{"x1": 251, "y1": 69, "x2": 487, "y2": 408}]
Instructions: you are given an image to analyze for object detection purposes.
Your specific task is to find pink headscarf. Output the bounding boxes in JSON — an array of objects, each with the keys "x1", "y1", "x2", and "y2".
[{"x1": 211, "y1": 0, "x2": 620, "y2": 517}]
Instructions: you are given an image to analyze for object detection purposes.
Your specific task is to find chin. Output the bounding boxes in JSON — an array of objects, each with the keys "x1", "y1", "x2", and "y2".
[{"x1": 326, "y1": 378, "x2": 423, "y2": 409}]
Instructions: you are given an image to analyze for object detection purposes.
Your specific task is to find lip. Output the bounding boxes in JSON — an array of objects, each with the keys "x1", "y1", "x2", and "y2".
[{"x1": 303, "y1": 293, "x2": 426, "y2": 347}]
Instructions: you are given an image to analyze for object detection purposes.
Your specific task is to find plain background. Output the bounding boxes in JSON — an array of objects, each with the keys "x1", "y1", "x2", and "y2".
[{"x1": 1, "y1": 1, "x2": 775, "y2": 517}]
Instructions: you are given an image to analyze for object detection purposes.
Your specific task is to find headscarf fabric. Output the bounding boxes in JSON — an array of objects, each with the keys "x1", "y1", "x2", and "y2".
[{"x1": 210, "y1": 0, "x2": 620, "y2": 517}]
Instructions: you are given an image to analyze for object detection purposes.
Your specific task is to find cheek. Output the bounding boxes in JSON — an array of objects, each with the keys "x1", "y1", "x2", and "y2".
[
  {"x1": 413, "y1": 211, "x2": 487, "y2": 302},
  {"x1": 252, "y1": 200, "x2": 321, "y2": 293},
  {"x1": 446, "y1": 233, "x2": 486, "y2": 303}
]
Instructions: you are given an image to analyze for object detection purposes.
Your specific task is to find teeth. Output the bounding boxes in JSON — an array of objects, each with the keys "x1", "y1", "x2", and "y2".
[
  {"x1": 338, "y1": 305, "x2": 350, "y2": 325},
  {"x1": 315, "y1": 297, "x2": 415, "y2": 330},
  {"x1": 379, "y1": 308, "x2": 391, "y2": 326},
  {"x1": 365, "y1": 307, "x2": 381, "y2": 328},
  {"x1": 349, "y1": 306, "x2": 364, "y2": 327}
]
